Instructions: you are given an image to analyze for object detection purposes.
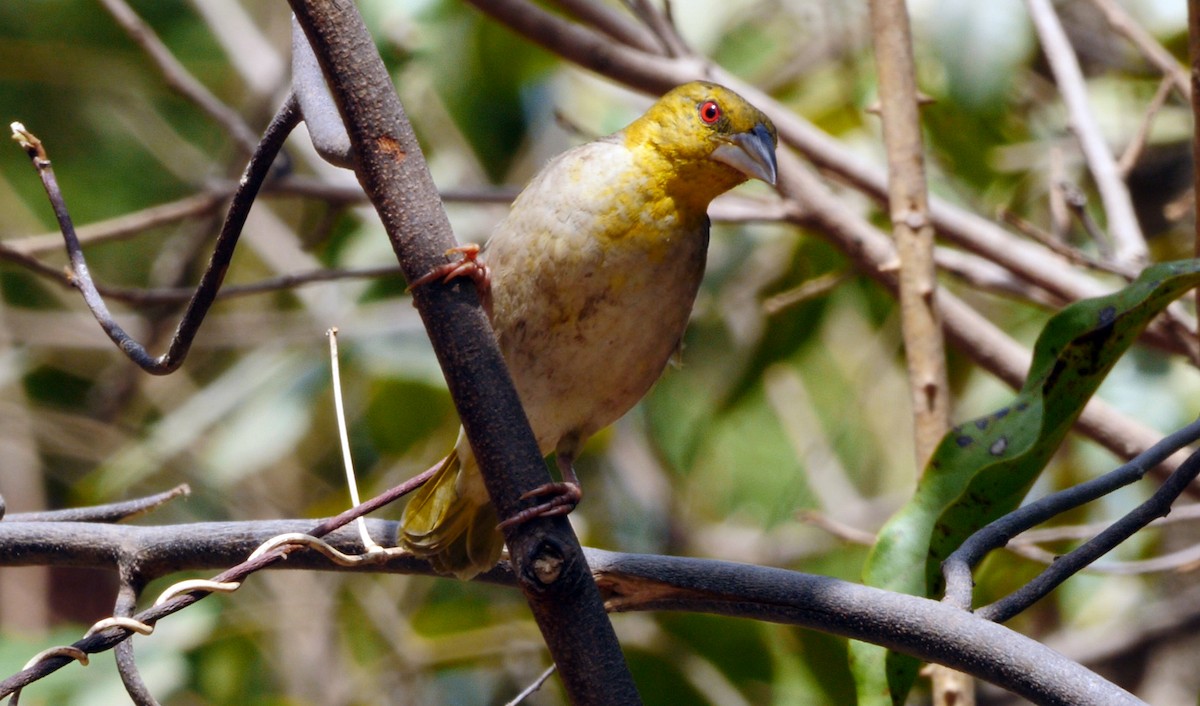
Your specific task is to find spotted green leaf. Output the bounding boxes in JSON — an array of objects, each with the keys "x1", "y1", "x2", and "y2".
[{"x1": 850, "y1": 259, "x2": 1200, "y2": 705}]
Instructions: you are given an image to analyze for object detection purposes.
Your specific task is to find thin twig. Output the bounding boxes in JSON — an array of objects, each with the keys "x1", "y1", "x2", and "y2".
[
  {"x1": 622, "y1": 0, "x2": 689, "y2": 57},
  {"x1": 998, "y1": 209, "x2": 1133, "y2": 278},
  {"x1": 506, "y1": 664, "x2": 558, "y2": 705},
  {"x1": 1087, "y1": 0, "x2": 1191, "y2": 99},
  {"x1": 96, "y1": 0, "x2": 260, "y2": 154},
  {"x1": 552, "y1": 0, "x2": 659, "y2": 53},
  {"x1": 1058, "y1": 180, "x2": 1115, "y2": 258},
  {"x1": 3, "y1": 485, "x2": 189, "y2": 524},
  {"x1": 112, "y1": 574, "x2": 159, "y2": 706},
  {"x1": 978, "y1": 447, "x2": 1200, "y2": 623},
  {"x1": 11, "y1": 93, "x2": 300, "y2": 375},
  {"x1": 942, "y1": 416, "x2": 1200, "y2": 613},
  {"x1": 0, "y1": 242, "x2": 404, "y2": 305},
  {"x1": 1116, "y1": 74, "x2": 1176, "y2": 178},
  {"x1": 1025, "y1": 0, "x2": 1147, "y2": 266},
  {"x1": 1007, "y1": 538, "x2": 1200, "y2": 575}
]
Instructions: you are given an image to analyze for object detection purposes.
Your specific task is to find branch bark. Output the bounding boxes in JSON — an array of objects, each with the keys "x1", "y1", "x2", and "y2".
[{"x1": 867, "y1": 0, "x2": 949, "y2": 466}]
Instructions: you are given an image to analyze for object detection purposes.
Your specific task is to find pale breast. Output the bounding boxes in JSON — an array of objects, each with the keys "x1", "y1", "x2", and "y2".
[{"x1": 484, "y1": 138, "x2": 709, "y2": 456}]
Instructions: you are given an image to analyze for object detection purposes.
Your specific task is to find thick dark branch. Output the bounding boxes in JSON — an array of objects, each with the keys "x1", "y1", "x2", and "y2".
[
  {"x1": 0, "y1": 519, "x2": 1143, "y2": 705},
  {"x1": 286, "y1": 4, "x2": 639, "y2": 705}
]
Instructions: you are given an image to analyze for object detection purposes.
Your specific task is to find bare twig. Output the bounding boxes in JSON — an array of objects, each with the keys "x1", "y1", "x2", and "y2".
[
  {"x1": 4, "y1": 192, "x2": 228, "y2": 256},
  {"x1": 552, "y1": 0, "x2": 658, "y2": 53},
  {"x1": 1058, "y1": 180, "x2": 1115, "y2": 258},
  {"x1": 623, "y1": 0, "x2": 689, "y2": 57},
  {"x1": 1117, "y1": 75, "x2": 1176, "y2": 178},
  {"x1": 3, "y1": 484, "x2": 189, "y2": 524},
  {"x1": 999, "y1": 209, "x2": 1133, "y2": 278},
  {"x1": 978, "y1": 447, "x2": 1200, "y2": 623},
  {"x1": 1007, "y1": 538, "x2": 1200, "y2": 575},
  {"x1": 11, "y1": 94, "x2": 300, "y2": 375},
  {"x1": 506, "y1": 664, "x2": 558, "y2": 705},
  {"x1": 762, "y1": 270, "x2": 849, "y2": 314},
  {"x1": 112, "y1": 575, "x2": 159, "y2": 706},
  {"x1": 96, "y1": 0, "x2": 259, "y2": 154},
  {"x1": 1087, "y1": 0, "x2": 1191, "y2": 99},
  {"x1": 868, "y1": 0, "x2": 949, "y2": 467},
  {"x1": 1025, "y1": 0, "x2": 1147, "y2": 266},
  {"x1": 943, "y1": 417, "x2": 1200, "y2": 613}
]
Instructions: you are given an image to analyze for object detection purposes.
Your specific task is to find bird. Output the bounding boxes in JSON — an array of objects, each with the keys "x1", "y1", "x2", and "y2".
[{"x1": 399, "y1": 81, "x2": 778, "y2": 579}]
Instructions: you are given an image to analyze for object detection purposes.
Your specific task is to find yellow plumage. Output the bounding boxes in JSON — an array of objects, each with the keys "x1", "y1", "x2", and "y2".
[{"x1": 401, "y1": 81, "x2": 778, "y2": 579}]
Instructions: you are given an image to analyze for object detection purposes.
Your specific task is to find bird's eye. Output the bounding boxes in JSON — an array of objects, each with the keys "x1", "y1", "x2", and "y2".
[{"x1": 698, "y1": 100, "x2": 721, "y2": 124}]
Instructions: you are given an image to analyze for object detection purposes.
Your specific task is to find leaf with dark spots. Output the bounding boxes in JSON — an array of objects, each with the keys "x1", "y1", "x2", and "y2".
[{"x1": 852, "y1": 259, "x2": 1200, "y2": 704}]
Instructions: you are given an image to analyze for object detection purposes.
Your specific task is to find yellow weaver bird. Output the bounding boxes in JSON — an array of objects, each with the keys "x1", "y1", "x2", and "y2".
[{"x1": 400, "y1": 81, "x2": 778, "y2": 579}]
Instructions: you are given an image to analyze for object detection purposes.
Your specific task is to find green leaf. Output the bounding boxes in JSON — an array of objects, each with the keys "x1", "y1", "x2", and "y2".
[{"x1": 850, "y1": 259, "x2": 1200, "y2": 704}]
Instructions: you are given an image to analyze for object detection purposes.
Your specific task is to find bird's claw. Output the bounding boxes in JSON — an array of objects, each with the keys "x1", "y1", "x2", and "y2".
[
  {"x1": 496, "y1": 482, "x2": 582, "y2": 530},
  {"x1": 408, "y1": 244, "x2": 493, "y2": 317}
]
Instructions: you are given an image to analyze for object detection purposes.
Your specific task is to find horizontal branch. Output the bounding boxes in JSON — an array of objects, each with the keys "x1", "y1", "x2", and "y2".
[{"x1": 0, "y1": 518, "x2": 1142, "y2": 705}]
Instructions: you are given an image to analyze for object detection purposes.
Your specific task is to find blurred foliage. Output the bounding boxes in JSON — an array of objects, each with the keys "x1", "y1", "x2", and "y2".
[{"x1": 0, "y1": 1, "x2": 1198, "y2": 705}]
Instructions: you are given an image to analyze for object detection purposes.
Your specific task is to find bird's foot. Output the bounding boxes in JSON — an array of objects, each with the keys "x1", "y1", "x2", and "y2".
[
  {"x1": 408, "y1": 244, "x2": 492, "y2": 317},
  {"x1": 496, "y1": 482, "x2": 582, "y2": 530}
]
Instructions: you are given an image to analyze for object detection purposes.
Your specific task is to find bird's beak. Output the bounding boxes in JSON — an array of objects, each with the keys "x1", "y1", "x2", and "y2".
[{"x1": 712, "y1": 122, "x2": 778, "y2": 186}]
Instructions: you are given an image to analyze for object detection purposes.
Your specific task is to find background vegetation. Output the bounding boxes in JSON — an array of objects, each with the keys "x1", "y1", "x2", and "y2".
[{"x1": 1, "y1": 0, "x2": 1198, "y2": 703}]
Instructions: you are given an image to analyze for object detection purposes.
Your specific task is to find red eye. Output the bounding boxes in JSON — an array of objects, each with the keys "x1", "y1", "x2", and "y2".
[{"x1": 699, "y1": 100, "x2": 721, "y2": 124}]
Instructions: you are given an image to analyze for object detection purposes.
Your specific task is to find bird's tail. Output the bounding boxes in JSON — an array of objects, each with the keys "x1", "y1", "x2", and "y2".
[{"x1": 399, "y1": 447, "x2": 504, "y2": 580}]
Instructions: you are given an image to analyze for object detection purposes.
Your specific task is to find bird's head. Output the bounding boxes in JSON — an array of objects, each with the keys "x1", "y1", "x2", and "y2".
[{"x1": 622, "y1": 81, "x2": 778, "y2": 208}]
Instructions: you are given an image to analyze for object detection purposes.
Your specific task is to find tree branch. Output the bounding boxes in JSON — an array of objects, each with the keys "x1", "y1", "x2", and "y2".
[
  {"x1": 10, "y1": 93, "x2": 300, "y2": 375},
  {"x1": 0, "y1": 517, "x2": 1144, "y2": 706},
  {"x1": 1025, "y1": 0, "x2": 1147, "y2": 266},
  {"x1": 868, "y1": 0, "x2": 949, "y2": 466},
  {"x1": 943, "y1": 416, "x2": 1200, "y2": 613},
  {"x1": 285, "y1": 3, "x2": 639, "y2": 704}
]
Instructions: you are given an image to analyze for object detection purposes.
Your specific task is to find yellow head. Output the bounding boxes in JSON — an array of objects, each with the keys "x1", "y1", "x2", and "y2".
[{"x1": 622, "y1": 81, "x2": 778, "y2": 209}]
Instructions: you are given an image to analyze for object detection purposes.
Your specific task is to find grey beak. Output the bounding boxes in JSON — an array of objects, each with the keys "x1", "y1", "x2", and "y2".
[{"x1": 712, "y1": 122, "x2": 778, "y2": 186}]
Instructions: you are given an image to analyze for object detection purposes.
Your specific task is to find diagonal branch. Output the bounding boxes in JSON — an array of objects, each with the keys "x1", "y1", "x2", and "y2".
[
  {"x1": 286, "y1": 3, "x2": 640, "y2": 704},
  {"x1": 11, "y1": 94, "x2": 300, "y2": 375},
  {"x1": 943, "y1": 416, "x2": 1200, "y2": 613},
  {"x1": 1025, "y1": 0, "x2": 1147, "y2": 266},
  {"x1": 96, "y1": 0, "x2": 260, "y2": 155}
]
